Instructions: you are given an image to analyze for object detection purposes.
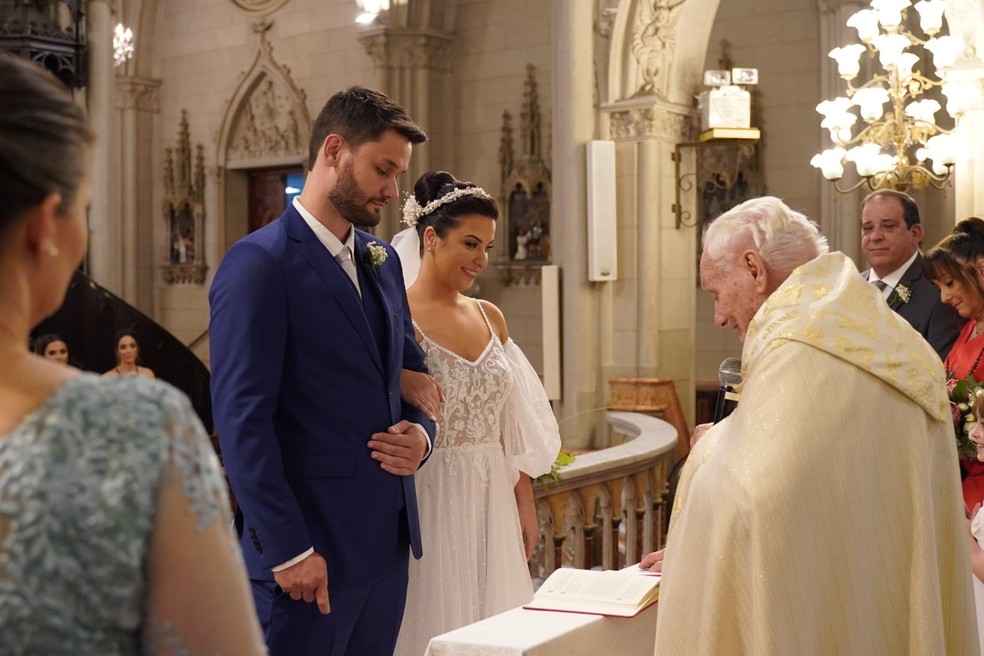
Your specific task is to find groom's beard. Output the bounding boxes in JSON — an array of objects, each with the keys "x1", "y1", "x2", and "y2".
[{"x1": 329, "y1": 161, "x2": 385, "y2": 228}]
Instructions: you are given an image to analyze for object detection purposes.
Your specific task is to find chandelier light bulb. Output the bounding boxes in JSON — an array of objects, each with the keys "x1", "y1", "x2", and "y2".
[
  {"x1": 847, "y1": 9, "x2": 881, "y2": 43},
  {"x1": 924, "y1": 36, "x2": 965, "y2": 71},
  {"x1": 872, "y1": 33, "x2": 911, "y2": 69},
  {"x1": 895, "y1": 52, "x2": 920, "y2": 83},
  {"x1": 904, "y1": 98, "x2": 941, "y2": 124},
  {"x1": 871, "y1": 0, "x2": 912, "y2": 30},
  {"x1": 846, "y1": 144, "x2": 884, "y2": 177},
  {"x1": 829, "y1": 45, "x2": 866, "y2": 80},
  {"x1": 925, "y1": 134, "x2": 958, "y2": 165},
  {"x1": 810, "y1": 148, "x2": 847, "y2": 180},
  {"x1": 853, "y1": 87, "x2": 890, "y2": 121},
  {"x1": 913, "y1": 0, "x2": 946, "y2": 35}
]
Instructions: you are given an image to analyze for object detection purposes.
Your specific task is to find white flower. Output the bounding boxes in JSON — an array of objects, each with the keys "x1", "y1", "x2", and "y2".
[
  {"x1": 364, "y1": 241, "x2": 388, "y2": 277},
  {"x1": 401, "y1": 186, "x2": 492, "y2": 226},
  {"x1": 894, "y1": 283, "x2": 911, "y2": 304}
]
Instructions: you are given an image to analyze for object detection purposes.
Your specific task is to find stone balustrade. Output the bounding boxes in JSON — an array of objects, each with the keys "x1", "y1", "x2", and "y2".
[{"x1": 530, "y1": 411, "x2": 679, "y2": 581}]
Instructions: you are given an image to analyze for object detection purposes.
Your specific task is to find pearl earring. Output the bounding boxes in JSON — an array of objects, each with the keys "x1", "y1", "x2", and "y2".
[
  {"x1": 47, "y1": 243, "x2": 60, "y2": 257},
  {"x1": 426, "y1": 246, "x2": 433, "y2": 253}
]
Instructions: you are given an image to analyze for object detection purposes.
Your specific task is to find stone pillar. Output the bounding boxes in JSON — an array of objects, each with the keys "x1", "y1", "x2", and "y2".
[
  {"x1": 116, "y1": 76, "x2": 161, "y2": 311},
  {"x1": 359, "y1": 27, "x2": 454, "y2": 238},
  {"x1": 553, "y1": 0, "x2": 600, "y2": 447},
  {"x1": 605, "y1": 100, "x2": 698, "y2": 425},
  {"x1": 86, "y1": 0, "x2": 121, "y2": 294},
  {"x1": 817, "y1": 0, "x2": 867, "y2": 257}
]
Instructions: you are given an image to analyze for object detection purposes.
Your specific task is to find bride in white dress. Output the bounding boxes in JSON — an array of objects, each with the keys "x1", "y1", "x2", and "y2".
[{"x1": 392, "y1": 171, "x2": 561, "y2": 656}]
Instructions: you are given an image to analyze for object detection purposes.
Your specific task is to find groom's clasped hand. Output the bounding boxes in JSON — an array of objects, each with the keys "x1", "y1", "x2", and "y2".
[{"x1": 368, "y1": 420, "x2": 429, "y2": 476}]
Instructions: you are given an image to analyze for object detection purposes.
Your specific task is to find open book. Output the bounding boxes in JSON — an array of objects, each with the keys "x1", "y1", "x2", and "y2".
[{"x1": 523, "y1": 567, "x2": 660, "y2": 618}]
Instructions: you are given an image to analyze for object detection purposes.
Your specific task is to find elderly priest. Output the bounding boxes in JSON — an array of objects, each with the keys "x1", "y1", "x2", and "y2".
[{"x1": 654, "y1": 197, "x2": 977, "y2": 655}]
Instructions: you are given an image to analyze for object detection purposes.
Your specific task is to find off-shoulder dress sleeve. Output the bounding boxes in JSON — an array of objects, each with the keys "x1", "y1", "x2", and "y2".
[
  {"x1": 142, "y1": 388, "x2": 267, "y2": 656},
  {"x1": 499, "y1": 338, "x2": 562, "y2": 486}
]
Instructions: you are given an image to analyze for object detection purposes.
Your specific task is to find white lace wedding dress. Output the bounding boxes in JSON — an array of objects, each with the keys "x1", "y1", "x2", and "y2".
[{"x1": 394, "y1": 301, "x2": 560, "y2": 656}]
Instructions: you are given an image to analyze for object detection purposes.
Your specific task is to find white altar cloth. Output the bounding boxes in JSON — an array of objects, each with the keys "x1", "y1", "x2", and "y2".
[{"x1": 424, "y1": 603, "x2": 658, "y2": 656}]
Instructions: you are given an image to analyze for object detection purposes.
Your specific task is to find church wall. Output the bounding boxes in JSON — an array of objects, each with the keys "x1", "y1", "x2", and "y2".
[
  {"x1": 694, "y1": 0, "x2": 822, "y2": 381},
  {"x1": 440, "y1": 0, "x2": 554, "y2": 372},
  {"x1": 150, "y1": 0, "x2": 377, "y2": 343}
]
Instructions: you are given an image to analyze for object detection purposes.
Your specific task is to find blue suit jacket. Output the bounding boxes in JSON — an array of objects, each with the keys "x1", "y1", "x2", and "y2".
[{"x1": 209, "y1": 204, "x2": 433, "y2": 583}]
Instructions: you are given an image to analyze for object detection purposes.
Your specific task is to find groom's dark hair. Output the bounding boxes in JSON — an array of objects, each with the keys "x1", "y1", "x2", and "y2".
[{"x1": 307, "y1": 86, "x2": 427, "y2": 169}]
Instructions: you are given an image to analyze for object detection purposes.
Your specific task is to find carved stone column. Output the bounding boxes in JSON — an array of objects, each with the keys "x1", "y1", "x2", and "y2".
[
  {"x1": 603, "y1": 99, "x2": 698, "y2": 424},
  {"x1": 358, "y1": 27, "x2": 454, "y2": 238},
  {"x1": 86, "y1": 0, "x2": 121, "y2": 294},
  {"x1": 116, "y1": 76, "x2": 161, "y2": 310}
]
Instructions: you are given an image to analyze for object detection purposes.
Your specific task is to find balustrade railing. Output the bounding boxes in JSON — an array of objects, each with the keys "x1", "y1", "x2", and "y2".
[{"x1": 530, "y1": 412, "x2": 679, "y2": 582}]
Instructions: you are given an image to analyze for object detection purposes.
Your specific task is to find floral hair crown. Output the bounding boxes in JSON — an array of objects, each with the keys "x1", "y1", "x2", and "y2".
[{"x1": 401, "y1": 186, "x2": 491, "y2": 227}]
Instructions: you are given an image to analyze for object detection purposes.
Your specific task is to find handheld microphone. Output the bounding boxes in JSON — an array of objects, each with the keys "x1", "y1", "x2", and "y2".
[{"x1": 713, "y1": 357, "x2": 742, "y2": 423}]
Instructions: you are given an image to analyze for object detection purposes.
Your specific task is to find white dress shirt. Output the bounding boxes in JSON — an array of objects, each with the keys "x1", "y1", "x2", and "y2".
[{"x1": 867, "y1": 248, "x2": 918, "y2": 300}]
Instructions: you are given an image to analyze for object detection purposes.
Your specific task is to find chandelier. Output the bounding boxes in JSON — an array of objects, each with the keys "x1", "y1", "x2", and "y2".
[
  {"x1": 113, "y1": 23, "x2": 134, "y2": 68},
  {"x1": 811, "y1": 0, "x2": 979, "y2": 193}
]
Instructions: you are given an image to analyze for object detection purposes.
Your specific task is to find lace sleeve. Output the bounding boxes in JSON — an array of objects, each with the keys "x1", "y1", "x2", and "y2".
[
  {"x1": 143, "y1": 390, "x2": 267, "y2": 655},
  {"x1": 499, "y1": 339, "x2": 562, "y2": 486}
]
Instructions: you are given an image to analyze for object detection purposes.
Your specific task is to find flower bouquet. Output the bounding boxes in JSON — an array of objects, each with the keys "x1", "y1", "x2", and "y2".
[{"x1": 948, "y1": 375, "x2": 982, "y2": 460}]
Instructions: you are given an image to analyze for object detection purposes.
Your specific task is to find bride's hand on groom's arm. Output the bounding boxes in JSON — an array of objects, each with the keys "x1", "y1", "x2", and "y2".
[
  {"x1": 369, "y1": 421, "x2": 427, "y2": 475},
  {"x1": 273, "y1": 552, "x2": 330, "y2": 614},
  {"x1": 400, "y1": 369, "x2": 443, "y2": 421}
]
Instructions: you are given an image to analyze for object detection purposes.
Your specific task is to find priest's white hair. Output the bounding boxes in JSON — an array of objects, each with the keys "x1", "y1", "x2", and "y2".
[{"x1": 702, "y1": 196, "x2": 829, "y2": 276}]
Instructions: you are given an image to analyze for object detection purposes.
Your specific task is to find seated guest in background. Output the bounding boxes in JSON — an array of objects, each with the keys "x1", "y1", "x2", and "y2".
[
  {"x1": 103, "y1": 327, "x2": 155, "y2": 379},
  {"x1": 392, "y1": 171, "x2": 561, "y2": 655},
  {"x1": 860, "y1": 189, "x2": 961, "y2": 359},
  {"x1": 654, "y1": 196, "x2": 976, "y2": 655},
  {"x1": 0, "y1": 54, "x2": 264, "y2": 654},
  {"x1": 33, "y1": 332, "x2": 69, "y2": 365},
  {"x1": 925, "y1": 218, "x2": 984, "y2": 510},
  {"x1": 966, "y1": 392, "x2": 984, "y2": 656}
]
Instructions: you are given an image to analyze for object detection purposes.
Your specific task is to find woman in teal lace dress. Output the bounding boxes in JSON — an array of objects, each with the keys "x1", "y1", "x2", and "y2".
[{"x1": 0, "y1": 56, "x2": 266, "y2": 654}]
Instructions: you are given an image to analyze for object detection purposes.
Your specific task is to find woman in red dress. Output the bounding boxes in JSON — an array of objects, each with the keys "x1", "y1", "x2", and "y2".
[{"x1": 925, "y1": 217, "x2": 984, "y2": 510}]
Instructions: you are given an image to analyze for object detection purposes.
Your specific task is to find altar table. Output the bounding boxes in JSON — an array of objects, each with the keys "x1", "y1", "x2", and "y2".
[{"x1": 424, "y1": 602, "x2": 658, "y2": 655}]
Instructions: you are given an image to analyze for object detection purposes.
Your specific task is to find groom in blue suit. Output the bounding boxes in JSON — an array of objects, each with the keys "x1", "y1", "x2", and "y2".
[{"x1": 210, "y1": 87, "x2": 434, "y2": 655}]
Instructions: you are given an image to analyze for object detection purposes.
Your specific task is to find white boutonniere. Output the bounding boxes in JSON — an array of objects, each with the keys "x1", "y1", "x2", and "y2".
[
  {"x1": 893, "y1": 282, "x2": 911, "y2": 304},
  {"x1": 364, "y1": 241, "x2": 388, "y2": 278}
]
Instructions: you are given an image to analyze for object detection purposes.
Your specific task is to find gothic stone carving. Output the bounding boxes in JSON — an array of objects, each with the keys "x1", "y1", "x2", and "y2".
[
  {"x1": 359, "y1": 29, "x2": 454, "y2": 71},
  {"x1": 609, "y1": 106, "x2": 694, "y2": 140},
  {"x1": 228, "y1": 77, "x2": 304, "y2": 161},
  {"x1": 228, "y1": 0, "x2": 290, "y2": 16},
  {"x1": 115, "y1": 77, "x2": 161, "y2": 112},
  {"x1": 631, "y1": 0, "x2": 688, "y2": 98}
]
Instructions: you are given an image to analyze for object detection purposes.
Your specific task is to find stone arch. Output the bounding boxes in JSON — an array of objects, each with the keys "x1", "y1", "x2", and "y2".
[
  {"x1": 215, "y1": 30, "x2": 312, "y2": 170},
  {"x1": 608, "y1": 0, "x2": 722, "y2": 105}
]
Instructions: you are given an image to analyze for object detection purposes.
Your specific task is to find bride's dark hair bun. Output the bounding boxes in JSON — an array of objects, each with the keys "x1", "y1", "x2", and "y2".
[
  {"x1": 411, "y1": 171, "x2": 498, "y2": 252},
  {"x1": 945, "y1": 216, "x2": 984, "y2": 263}
]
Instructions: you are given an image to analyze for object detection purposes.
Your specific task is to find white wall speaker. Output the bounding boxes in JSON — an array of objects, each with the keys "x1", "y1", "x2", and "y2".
[{"x1": 586, "y1": 140, "x2": 618, "y2": 282}]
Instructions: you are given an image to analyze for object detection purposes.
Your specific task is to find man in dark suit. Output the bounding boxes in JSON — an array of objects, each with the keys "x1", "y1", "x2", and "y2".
[
  {"x1": 860, "y1": 189, "x2": 961, "y2": 360},
  {"x1": 209, "y1": 87, "x2": 435, "y2": 655}
]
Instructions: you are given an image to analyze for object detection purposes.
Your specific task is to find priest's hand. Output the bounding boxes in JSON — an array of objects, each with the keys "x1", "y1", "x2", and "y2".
[
  {"x1": 690, "y1": 423, "x2": 713, "y2": 448},
  {"x1": 639, "y1": 549, "x2": 665, "y2": 573}
]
